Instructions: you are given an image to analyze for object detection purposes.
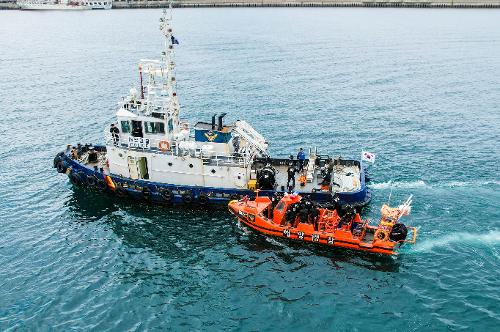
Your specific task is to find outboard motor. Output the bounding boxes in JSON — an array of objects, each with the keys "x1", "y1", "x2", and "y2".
[
  {"x1": 257, "y1": 164, "x2": 276, "y2": 190},
  {"x1": 389, "y1": 223, "x2": 408, "y2": 242}
]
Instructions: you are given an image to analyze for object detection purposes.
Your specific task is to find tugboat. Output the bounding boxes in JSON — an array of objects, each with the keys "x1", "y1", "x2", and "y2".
[
  {"x1": 228, "y1": 193, "x2": 417, "y2": 255},
  {"x1": 53, "y1": 9, "x2": 372, "y2": 208}
]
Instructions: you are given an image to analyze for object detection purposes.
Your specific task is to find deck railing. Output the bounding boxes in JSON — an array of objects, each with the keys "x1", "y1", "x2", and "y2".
[{"x1": 104, "y1": 132, "x2": 247, "y2": 167}]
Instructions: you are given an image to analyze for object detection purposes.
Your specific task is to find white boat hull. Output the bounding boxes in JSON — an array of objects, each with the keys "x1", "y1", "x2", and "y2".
[{"x1": 18, "y1": 1, "x2": 112, "y2": 10}]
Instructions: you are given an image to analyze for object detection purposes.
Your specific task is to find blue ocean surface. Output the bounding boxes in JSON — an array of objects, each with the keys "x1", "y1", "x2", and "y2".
[{"x1": 1, "y1": 7, "x2": 499, "y2": 331}]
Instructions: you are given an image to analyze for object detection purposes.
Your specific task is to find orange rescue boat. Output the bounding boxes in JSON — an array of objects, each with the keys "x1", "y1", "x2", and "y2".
[{"x1": 228, "y1": 193, "x2": 417, "y2": 255}]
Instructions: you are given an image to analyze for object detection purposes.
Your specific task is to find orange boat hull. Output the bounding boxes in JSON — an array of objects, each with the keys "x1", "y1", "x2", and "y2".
[{"x1": 229, "y1": 199, "x2": 402, "y2": 255}]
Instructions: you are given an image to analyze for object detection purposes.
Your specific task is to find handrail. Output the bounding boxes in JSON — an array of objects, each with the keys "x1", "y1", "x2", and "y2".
[
  {"x1": 104, "y1": 132, "x2": 247, "y2": 166},
  {"x1": 402, "y1": 227, "x2": 418, "y2": 244}
]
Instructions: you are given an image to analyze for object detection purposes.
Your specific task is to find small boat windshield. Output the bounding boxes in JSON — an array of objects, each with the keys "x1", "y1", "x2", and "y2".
[{"x1": 275, "y1": 201, "x2": 286, "y2": 212}]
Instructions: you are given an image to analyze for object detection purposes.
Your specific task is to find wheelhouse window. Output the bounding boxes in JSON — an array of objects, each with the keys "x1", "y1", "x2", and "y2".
[
  {"x1": 275, "y1": 201, "x2": 285, "y2": 212},
  {"x1": 168, "y1": 119, "x2": 174, "y2": 133},
  {"x1": 121, "y1": 120, "x2": 131, "y2": 133},
  {"x1": 145, "y1": 122, "x2": 165, "y2": 134}
]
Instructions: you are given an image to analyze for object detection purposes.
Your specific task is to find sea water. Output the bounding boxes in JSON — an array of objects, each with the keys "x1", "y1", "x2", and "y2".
[{"x1": 0, "y1": 8, "x2": 499, "y2": 330}]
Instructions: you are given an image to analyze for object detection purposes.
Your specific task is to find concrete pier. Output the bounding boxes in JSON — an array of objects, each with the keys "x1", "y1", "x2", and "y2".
[{"x1": 2, "y1": 0, "x2": 500, "y2": 9}]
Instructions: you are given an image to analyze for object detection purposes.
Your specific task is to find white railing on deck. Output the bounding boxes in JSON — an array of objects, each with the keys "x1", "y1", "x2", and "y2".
[{"x1": 105, "y1": 132, "x2": 247, "y2": 168}]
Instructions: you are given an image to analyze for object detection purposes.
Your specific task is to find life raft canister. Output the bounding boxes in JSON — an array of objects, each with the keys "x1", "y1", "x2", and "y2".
[{"x1": 158, "y1": 140, "x2": 170, "y2": 152}]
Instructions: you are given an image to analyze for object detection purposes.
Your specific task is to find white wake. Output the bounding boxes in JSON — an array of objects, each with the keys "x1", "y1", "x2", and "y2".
[
  {"x1": 414, "y1": 230, "x2": 500, "y2": 252},
  {"x1": 371, "y1": 180, "x2": 500, "y2": 190},
  {"x1": 371, "y1": 180, "x2": 426, "y2": 189}
]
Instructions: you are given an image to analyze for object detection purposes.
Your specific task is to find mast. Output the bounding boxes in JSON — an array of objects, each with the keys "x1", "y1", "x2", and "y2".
[{"x1": 159, "y1": 5, "x2": 180, "y2": 136}]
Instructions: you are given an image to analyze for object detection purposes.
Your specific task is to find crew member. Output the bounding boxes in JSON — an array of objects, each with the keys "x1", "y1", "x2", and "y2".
[
  {"x1": 286, "y1": 203, "x2": 298, "y2": 227},
  {"x1": 299, "y1": 205, "x2": 309, "y2": 224},
  {"x1": 303, "y1": 198, "x2": 313, "y2": 224},
  {"x1": 287, "y1": 162, "x2": 296, "y2": 190},
  {"x1": 311, "y1": 206, "x2": 320, "y2": 231},
  {"x1": 88, "y1": 147, "x2": 98, "y2": 163},
  {"x1": 76, "y1": 143, "x2": 83, "y2": 157},
  {"x1": 110, "y1": 124, "x2": 120, "y2": 146},
  {"x1": 132, "y1": 123, "x2": 143, "y2": 138},
  {"x1": 323, "y1": 157, "x2": 333, "y2": 184},
  {"x1": 297, "y1": 148, "x2": 306, "y2": 172}
]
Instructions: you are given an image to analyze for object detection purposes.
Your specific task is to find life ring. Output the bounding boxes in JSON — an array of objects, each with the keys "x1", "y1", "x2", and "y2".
[
  {"x1": 159, "y1": 187, "x2": 173, "y2": 202},
  {"x1": 198, "y1": 193, "x2": 209, "y2": 205},
  {"x1": 69, "y1": 171, "x2": 82, "y2": 186},
  {"x1": 158, "y1": 140, "x2": 170, "y2": 152},
  {"x1": 375, "y1": 229, "x2": 389, "y2": 242},
  {"x1": 56, "y1": 161, "x2": 67, "y2": 174},
  {"x1": 182, "y1": 190, "x2": 194, "y2": 204}
]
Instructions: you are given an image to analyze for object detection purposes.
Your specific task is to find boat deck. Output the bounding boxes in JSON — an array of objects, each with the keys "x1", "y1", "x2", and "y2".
[
  {"x1": 273, "y1": 164, "x2": 361, "y2": 193},
  {"x1": 77, "y1": 150, "x2": 109, "y2": 172}
]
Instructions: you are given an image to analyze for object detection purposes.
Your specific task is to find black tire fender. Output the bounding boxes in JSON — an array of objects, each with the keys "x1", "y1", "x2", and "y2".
[
  {"x1": 142, "y1": 186, "x2": 152, "y2": 200},
  {"x1": 56, "y1": 161, "x2": 67, "y2": 174},
  {"x1": 115, "y1": 186, "x2": 128, "y2": 198},
  {"x1": 69, "y1": 171, "x2": 82, "y2": 186},
  {"x1": 86, "y1": 174, "x2": 98, "y2": 187},
  {"x1": 198, "y1": 193, "x2": 209, "y2": 205},
  {"x1": 96, "y1": 178, "x2": 107, "y2": 192},
  {"x1": 159, "y1": 188, "x2": 173, "y2": 202},
  {"x1": 182, "y1": 190, "x2": 194, "y2": 204},
  {"x1": 53, "y1": 152, "x2": 64, "y2": 168}
]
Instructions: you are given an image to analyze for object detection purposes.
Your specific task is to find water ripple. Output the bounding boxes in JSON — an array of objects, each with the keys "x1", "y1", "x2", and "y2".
[{"x1": 1, "y1": 7, "x2": 500, "y2": 331}]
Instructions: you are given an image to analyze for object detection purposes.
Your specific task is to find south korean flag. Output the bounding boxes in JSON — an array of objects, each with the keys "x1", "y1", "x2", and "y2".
[{"x1": 361, "y1": 151, "x2": 376, "y2": 163}]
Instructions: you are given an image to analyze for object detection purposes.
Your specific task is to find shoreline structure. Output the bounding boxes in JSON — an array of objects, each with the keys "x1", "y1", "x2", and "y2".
[{"x1": 2, "y1": 0, "x2": 500, "y2": 9}]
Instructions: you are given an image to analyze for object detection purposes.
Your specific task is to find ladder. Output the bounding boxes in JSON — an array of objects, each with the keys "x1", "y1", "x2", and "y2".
[{"x1": 233, "y1": 120, "x2": 268, "y2": 156}]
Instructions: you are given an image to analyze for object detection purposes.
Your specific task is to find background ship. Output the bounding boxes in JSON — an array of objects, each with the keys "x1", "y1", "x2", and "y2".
[
  {"x1": 18, "y1": 0, "x2": 112, "y2": 10},
  {"x1": 53, "y1": 9, "x2": 371, "y2": 209}
]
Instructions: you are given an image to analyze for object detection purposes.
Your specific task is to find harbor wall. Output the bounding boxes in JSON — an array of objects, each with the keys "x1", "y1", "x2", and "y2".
[
  {"x1": 114, "y1": 0, "x2": 500, "y2": 8},
  {"x1": 2, "y1": 0, "x2": 500, "y2": 9}
]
